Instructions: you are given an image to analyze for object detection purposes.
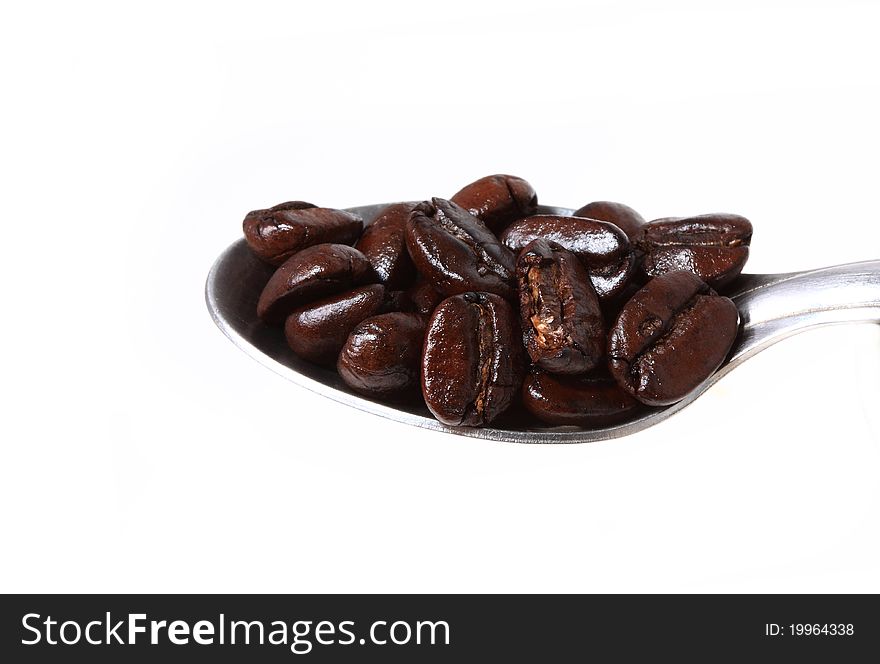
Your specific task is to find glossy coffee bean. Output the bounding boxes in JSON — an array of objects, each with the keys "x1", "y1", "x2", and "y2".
[
  {"x1": 608, "y1": 271, "x2": 739, "y2": 406},
  {"x1": 337, "y1": 313, "x2": 426, "y2": 400},
  {"x1": 450, "y1": 174, "x2": 538, "y2": 233},
  {"x1": 522, "y1": 369, "x2": 643, "y2": 427},
  {"x1": 243, "y1": 201, "x2": 363, "y2": 266},
  {"x1": 637, "y1": 214, "x2": 753, "y2": 289},
  {"x1": 517, "y1": 239, "x2": 604, "y2": 374},
  {"x1": 355, "y1": 202, "x2": 417, "y2": 289},
  {"x1": 422, "y1": 292, "x2": 524, "y2": 426},
  {"x1": 403, "y1": 278, "x2": 444, "y2": 316},
  {"x1": 573, "y1": 201, "x2": 646, "y2": 242},
  {"x1": 406, "y1": 198, "x2": 516, "y2": 300},
  {"x1": 257, "y1": 244, "x2": 375, "y2": 324},
  {"x1": 500, "y1": 215, "x2": 635, "y2": 301},
  {"x1": 285, "y1": 284, "x2": 386, "y2": 365}
]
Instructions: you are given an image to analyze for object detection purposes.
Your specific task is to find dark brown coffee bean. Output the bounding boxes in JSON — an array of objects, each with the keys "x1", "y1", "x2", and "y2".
[
  {"x1": 422, "y1": 292, "x2": 524, "y2": 426},
  {"x1": 522, "y1": 369, "x2": 643, "y2": 427},
  {"x1": 243, "y1": 201, "x2": 363, "y2": 266},
  {"x1": 637, "y1": 214, "x2": 752, "y2": 289},
  {"x1": 406, "y1": 198, "x2": 516, "y2": 300},
  {"x1": 355, "y1": 202, "x2": 417, "y2": 289},
  {"x1": 450, "y1": 174, "x2": 538, "y2": 233},
  {"x1": 402, "y1": 278, "x2": 444, "y2": 316},
  {"x1": 573, "y1": 201, "x2": 646, "y2": 242},
  {"x1": 257, "y1": 244, "x2": 375, "y2": 324},
  {"x1": 337, "y1": 313, "x2": 427, "y2": 400},
  {"x1": 285, "y1": 285, "x2": 385, "y2": 365},
  {"x1": 500, "y1": 215, "x2": 635, "y2": 301},
  {"x1": 517, "y1": 239, "x2": 604, "y2": 374},
  {"x1": 608, "y1": 271, "x2": 739, "y2": 406}
]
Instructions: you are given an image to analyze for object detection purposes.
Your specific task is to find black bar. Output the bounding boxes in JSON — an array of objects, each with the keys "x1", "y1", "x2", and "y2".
[{"x1": 1, "y1": 594, "x2": 875, "y2": 662}]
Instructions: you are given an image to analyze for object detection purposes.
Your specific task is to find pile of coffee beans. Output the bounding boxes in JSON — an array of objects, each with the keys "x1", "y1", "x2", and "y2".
[{"x1": 244, "y1": 175, "x2": 751, "y2": 428}]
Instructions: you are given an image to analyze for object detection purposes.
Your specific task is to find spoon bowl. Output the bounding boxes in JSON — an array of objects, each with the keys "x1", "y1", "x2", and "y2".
[{"x1": 205, "y1": 203, "x2": 880, "y2": 443}]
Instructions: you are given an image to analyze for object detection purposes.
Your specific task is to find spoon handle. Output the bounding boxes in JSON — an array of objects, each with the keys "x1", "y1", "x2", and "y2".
[{"x1": 727, "y1": 260, "x2": 880, "y2": 366}]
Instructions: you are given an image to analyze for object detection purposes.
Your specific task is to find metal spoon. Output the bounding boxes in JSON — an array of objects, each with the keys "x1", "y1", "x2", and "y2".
[{"x1": 205, "y1": 203, "x2": 880, "y2": 443}]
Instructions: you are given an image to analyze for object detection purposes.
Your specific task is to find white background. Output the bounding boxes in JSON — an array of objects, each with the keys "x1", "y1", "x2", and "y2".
[{"x1": 2, "y1": 0, "x2": 879, "y2": 593}]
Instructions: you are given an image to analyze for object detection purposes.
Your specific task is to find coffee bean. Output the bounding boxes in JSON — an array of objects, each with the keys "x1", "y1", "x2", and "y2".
[
  {"x1": 237, "y1": 186, "x2": 755, "y2": 431},
  {"x1": 500, "y1": 215, "x2": 635, "y2": 301},
  {"x1": 257, "y1": 244, "x2": 375, "y2": 324},
  {"x1": 637, "y1": 214, "x2": 752, "y2": 289},
  {"x1": 338, "y1": 312, "x2": 426, "y2": 400},
  {"x1": 285, "y1": 284, "x2": 386, "y2": 365},
  {"x1": 522, "y1": 369, "x2": 643, "y2": 427},
  {"x1": 406, "y1": 198, "x2": 516, "y2": 300},
  {"x1": 243, "y1": 201, "x2": 363, "y2": 266},
  {"x1": 573, "y1": 201, "x2": 645, "y2": 242},
  {"x1": 422, "y1": 292, "x2": 524, "y2": 426},
  {"x1": 607, "y1": 271, "x2": 739, "y2": 406},
  {"x1": 355, "y1": 202, "x2": 417, "y2": 289},
  {"x1": 450, "y1": 174, "x2": 538, "y2": 233},
  {"x1": 517, "y1": 239, "x2": 604, "y2": 374}
]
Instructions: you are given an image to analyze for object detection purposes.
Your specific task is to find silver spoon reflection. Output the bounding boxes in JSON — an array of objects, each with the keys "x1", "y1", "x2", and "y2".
[{"x1": 205, "y1": 204, "x2": 880, "y2": 443}]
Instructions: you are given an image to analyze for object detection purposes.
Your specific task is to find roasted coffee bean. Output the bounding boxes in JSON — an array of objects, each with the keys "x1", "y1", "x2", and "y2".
[
  {"x1": 522, "y1": 369, "x2": 643, "y2": 427},
  {"x1": 403, "y1": 277, "x2": 444, "y2": 316},
  {"x1": 637, "y1": 214, "x2": 752, "y2": 289},
  {"x1": 517, "y1": 239, "x2": 604, "y2": 374},
  {"x1": 338, "y1": 313, "x2": 426, "y2": 400},
  {"x1": 406, "y1": 198, "x2": 516, "y2": 300},
  {"x1": 243, "y1": 201, "x2": 363, "y2": 266},
  {"x1": 355, "y1": 202, "x2": 417, "y2": 289},
  {"x1": 422, "y1": 292, "x2": 524, "y2": 426},
  {"x1": 608, "y1": 271, "x2": 739, "y2": 406},
  {"x1": 450, "y1": 174, "x2": 538, "y2": 233},
  {"x1": 500, "y1": 215, "x2": 635, "y2": 301},
  {"x1": 285, "y1": 285, "x2": 385, "y2": 365},
  {"x1": 257, "y1": 244, "x2": 375, "y2": 324},
  {"x1": 573, "y1": 201, "x2": 645, "y2": 242}
]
